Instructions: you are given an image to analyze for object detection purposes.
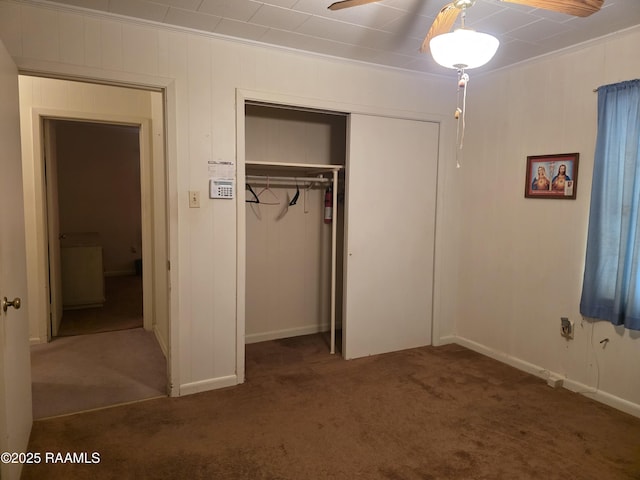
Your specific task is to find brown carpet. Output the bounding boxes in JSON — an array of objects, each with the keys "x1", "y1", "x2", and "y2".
[
  {"x1": 23, "y1": 334, "x2": 640, "y2": 480},
  {"x1": 58, "y1": 275, "x2": 143, "y2": 337}
]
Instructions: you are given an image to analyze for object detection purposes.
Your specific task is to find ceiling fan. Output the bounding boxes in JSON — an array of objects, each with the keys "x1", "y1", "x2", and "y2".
[{"x1": 328, "y1": 0, "x2": 604, "y2": 54}]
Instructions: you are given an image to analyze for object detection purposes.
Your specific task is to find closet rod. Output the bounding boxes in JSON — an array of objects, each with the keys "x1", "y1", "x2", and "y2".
[{"x1": 245, "y1": 175, "x2": 331, "y2": 184}]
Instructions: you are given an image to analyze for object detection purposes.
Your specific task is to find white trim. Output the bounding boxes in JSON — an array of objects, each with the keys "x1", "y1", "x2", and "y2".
[
  {"x1": 235, "y1": 93, "x2": 247, "y2": 385},
  {"x1": 237, "y1": 88, "x2": 448, "y2": 123},
  {"x1": 245, "y1": 325, "x2": 331, "y2": 345},
  {"x1": 454, "y1": 335, "x2": 554, "y2": 379},
  {"x1": 562, "y1": 378, "x2": 640, "y2": 419},
  {"x1": 453, "y1": 335, "x2": 640, "y2": 419},
  {"x1": 433, "y1": 335, "x2": 456, "y2": 347},
  {"x1": 19, "y1": 78, "x2": 178, "y2": 399},
  {"x1": 180, "y1": 375, "x2": 238, "y2": 396},
  {"x1": 154, "y1": 325, "x2": 169, "y2": 358},
  {"x1": 163, "y1": 81, "x2": 179, "y2": 398},
  {"x1": 31, "y1": 108, "x2": 153, "y2": 331}
]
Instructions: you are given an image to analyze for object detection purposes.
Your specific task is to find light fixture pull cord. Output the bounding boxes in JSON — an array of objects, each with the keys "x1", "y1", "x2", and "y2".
[
  {"x1": 455, "y1": 70, "x2": 469, "y2": 168},
  {"x1": 460, "y1": 73, "x2": 468, "y2": 150},
  {"x1": 455, "y1": 76, "x2": 462, "y2": 168}
]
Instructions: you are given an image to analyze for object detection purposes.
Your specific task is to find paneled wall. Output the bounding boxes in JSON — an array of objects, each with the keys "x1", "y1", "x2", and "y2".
[
  {"x1": 1, "y1": 0, "x2": 456, "y2": 395},
  {"x1": 1, "y1": 0, "x2": 639, "y2": 416},
  {"x1": 454, "y1": 26, "x2": 640, "y2": 415}
]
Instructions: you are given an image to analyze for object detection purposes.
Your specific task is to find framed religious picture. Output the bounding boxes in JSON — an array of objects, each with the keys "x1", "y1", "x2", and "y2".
[{"x1": 525, "y1": 153, "x2": 579, "y2": 199}]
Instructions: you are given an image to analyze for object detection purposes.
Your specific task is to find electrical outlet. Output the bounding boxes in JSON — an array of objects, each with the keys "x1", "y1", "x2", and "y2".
[
  {"x1": 560, "y1": 317, "x2": 574, "y2": 339},
  {"x1": 189, "y1": 190, "x2": 200, "y2": 208}
]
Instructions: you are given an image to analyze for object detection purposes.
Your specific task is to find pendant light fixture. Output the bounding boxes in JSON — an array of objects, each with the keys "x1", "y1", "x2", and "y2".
[
  {"x1": 430, "y1": 28, "x2": 499, "y2": 70},
  {"x1": 429, "y1": 0, "x2": 499, "y2": 71},
  {"x1": 428, "y1": 0, "x2": 499, "y2": 164}
]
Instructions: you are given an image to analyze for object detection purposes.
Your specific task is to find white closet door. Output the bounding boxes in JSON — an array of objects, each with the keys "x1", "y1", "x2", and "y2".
[{"x1": 343, "y1": 114, "x2": 438, "y2": 359}]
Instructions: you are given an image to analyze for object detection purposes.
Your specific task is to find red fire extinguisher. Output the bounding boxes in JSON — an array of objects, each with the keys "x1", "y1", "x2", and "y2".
[{"x1": 324, "y1": 187, "x2": 333, "y2": 224}]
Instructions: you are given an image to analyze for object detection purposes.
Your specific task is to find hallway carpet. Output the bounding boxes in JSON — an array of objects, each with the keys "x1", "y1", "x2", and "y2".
[
  {"x1": 23, "y1": 334, "x2": 640, "y2": 479},
  {"x1": 31, "y1": 327, "x2": 167, "y2": 419}
]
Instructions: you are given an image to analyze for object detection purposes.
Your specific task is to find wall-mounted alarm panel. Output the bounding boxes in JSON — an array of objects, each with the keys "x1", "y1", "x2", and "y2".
[{"x1": 210, "y1": 179, "x2": 234, "y2": 199}]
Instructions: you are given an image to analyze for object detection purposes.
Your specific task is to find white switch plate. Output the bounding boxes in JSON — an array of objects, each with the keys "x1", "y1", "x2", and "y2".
[{"x1": 189, "y1": 190, "x2": 200, "y2": 208}]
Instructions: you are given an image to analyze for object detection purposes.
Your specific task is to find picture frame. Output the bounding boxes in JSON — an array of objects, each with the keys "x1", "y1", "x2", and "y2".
[{"x1": 525, "y1": 153, "x2": 579, "y2": 199}]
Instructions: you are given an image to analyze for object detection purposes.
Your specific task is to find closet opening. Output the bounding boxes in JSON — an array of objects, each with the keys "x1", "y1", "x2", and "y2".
[{"x1": 244, "y1": 102, "x2": 347, "y2": 367}]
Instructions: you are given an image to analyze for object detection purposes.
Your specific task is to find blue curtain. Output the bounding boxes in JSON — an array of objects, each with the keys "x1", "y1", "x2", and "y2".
[{"x1": 580, "y1": 79, "x2": 640, "y2": 330}]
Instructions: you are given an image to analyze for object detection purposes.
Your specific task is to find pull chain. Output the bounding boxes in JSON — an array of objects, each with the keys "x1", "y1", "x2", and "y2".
[{"x1": 455, "y1": 69, "x2": 469, "y2": 168}]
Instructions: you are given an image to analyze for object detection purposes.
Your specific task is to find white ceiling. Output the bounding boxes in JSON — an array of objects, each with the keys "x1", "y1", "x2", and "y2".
[{"x1": 35, "y1": 0, "x2": 640, "y2": 75}]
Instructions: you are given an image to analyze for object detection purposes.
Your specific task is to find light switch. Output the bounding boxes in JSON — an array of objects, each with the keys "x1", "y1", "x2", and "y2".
[{"x1": 189, "y1": 190, "x2": 200, "y2": 208}]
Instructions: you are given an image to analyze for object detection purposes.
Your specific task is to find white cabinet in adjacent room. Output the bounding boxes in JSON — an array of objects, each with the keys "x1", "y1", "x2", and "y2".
[{"x1": 60, "y1": 232, "x2": 105, "y2": 308}]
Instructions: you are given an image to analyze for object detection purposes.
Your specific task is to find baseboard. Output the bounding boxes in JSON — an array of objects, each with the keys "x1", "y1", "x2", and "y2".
[
  {"x1": 562, "y1": 378, "x2": 640, "y2": 419},
  {"x1": 179, "y1": 375, "x2": 238, "y2": 396},
  {"x1": 454, "y1": 335, "x2": 640, "y2": 419},
  {"x1": 433, "y1": 335, "x2": 456, "y2": 347},
  {"x1": 245, "y1": 324, "x2": 330, "y2": 344},
  {"x1": 30, "y1": 336, "x2": 45, "y2": 346},
  {"x1": 153, "y1": 325, "x2": 169, "y2": 358}
]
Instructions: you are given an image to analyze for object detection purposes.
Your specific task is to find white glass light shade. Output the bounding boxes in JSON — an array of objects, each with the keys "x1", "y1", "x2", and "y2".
[{"x1": 430, "y1": 29, "x2": 499, "y2": 69}]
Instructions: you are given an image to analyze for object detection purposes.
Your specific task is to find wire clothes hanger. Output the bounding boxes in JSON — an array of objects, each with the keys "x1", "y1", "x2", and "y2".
[
  {"x1": 256, "y1": 176, "x2": 280, "y2": 205},
  {"x1": 289, "y1": 180, "x2": 300, "y2": 206},
  {"x1": 246, "y1": 183, "x2": 260, "y2": 203},
  {"x1": 273, "y1": 179, "x2": 301, "y2": 221}
]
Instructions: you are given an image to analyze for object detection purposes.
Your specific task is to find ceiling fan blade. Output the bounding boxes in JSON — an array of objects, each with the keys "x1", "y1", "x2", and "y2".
[
  {"x1": 328, "y1": 0, "x2": 381, "y2": 11},
  {"x1": 420, "y1": 3, "x2": 460, "y2": 54},
  {"x1": 500, "y1": 0, "x2": 603, "y2": 17}
]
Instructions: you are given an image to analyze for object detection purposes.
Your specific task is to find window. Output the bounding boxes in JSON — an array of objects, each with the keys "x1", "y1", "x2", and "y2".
[{"x1": 580, "y1": 79, "x2": 640, "y2": 331}]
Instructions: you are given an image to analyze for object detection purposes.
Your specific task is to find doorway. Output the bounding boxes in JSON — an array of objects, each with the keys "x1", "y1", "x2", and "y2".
[
  {"x1": 18, "y1": 76, "x2": 170, "y2": 418},
  {"x1": 47, "y1": 119, "x2": 144, "y2": 337}
]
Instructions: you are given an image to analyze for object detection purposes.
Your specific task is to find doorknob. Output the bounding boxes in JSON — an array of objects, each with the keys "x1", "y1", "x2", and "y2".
[{"x1": 2, "y1": 297, "x2": 21, "y2": 312}]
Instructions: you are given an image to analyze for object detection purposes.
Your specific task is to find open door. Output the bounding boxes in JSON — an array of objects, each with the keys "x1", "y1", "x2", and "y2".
[
  {"x1": 44, "y1": 119, "x2": 63, "y2": 338},
  {"x1": 0, "y1": 39, "x2": 33, "y2": 479},
  {"x1": 343, "y1": 114, "x2": 438, "y2": 359}
]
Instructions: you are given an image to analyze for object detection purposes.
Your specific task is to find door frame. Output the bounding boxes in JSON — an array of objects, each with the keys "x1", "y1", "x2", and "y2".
[
  {"x1": 35, "y1": 110, "x2": 154, "y2": 334},
  {"x1": 235, "y1": 88, "x2": 452, "y2": 381},
  {"x1": 19, "y1": 76, "x2": 179, "y2": 397}
]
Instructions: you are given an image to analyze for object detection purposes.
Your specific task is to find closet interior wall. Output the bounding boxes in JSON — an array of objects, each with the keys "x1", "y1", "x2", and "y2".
[{"x1": 244, "y1": 104, "x2": 346, "y2": 347}]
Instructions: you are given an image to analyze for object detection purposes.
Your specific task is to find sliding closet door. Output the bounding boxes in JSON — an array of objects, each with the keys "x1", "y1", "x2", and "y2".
[{"x1": 343, "y1": 114, "x2": 438, "y2": 359}]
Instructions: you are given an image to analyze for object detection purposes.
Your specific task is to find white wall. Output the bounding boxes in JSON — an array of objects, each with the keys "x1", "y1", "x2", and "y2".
[
  {"x1": 453, "y1": 26, "x2": 640, "y2": 416},
  {"x1": 0, "y1": 0, "x2": 457, "y2": 395}
]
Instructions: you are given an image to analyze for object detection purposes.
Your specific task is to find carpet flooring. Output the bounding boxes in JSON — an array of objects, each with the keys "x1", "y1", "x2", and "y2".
[
  {"x1": 23, "y1": 334, "x2": 640, "y2": 480},
  {"x1": 31, "y1": 328, "x2": 167, "y2": 419},
  {"x1": 58, "y1": 275, "x2": 143, "y2": 337}
]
